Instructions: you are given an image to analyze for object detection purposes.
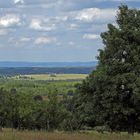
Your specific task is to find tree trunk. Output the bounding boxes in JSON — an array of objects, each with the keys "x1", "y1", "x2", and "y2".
[
  {"x1": 47, "y1": 119, "x2": 50, "y2": 131},
  {"x1": 0, "y1": 126, "x2": 2, "y2": 132}
]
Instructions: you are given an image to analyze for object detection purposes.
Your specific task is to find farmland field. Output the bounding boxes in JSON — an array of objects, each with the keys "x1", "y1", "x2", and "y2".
[
  {"x1": 0, "y1": 74, "x2": 86, "y2": 96},
  {"x1": 0, "y1": 129, "x2": 139, "y2": 140},
  {"x1": 14, "y1": 74, "x2": 88, "y2": 81}
]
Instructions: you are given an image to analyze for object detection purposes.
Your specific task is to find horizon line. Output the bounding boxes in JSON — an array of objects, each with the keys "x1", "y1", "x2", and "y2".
[{"x1": 0, "y1": 61, "x2": 98, "y2": 63}]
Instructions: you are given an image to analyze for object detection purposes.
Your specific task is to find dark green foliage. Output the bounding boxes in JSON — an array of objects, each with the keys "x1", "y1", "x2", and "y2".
[
  {"x1": 34, "y1": 95, "x2": 43, "y2": 101},
  {"x1": 74, "y1": 5, "x2": 140, "y2": 134},
  {"x1": 0, "y1": 73, "x2": 82, "y2": 131},
  {"x1": 0, "y1": 87, "x2": 68, "y2": 131},
  {"x1": 67, "y1": 90, "x2": 74, "y2": 96},
  {"x1": 61, "y1": 96, "x2": 83, "y2": 131}
]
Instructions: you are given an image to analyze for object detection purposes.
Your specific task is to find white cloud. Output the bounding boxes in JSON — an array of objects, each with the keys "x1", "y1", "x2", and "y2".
[
  {"x1": 29, "y1": 19, "x2": 42, "y2": 30},
  {"x1": 69, "y1": 24, "x2": 78, "y2": 30},
  {"x1": 75, "y1": 8, "x2": 116, "y2": 23},
  {"x1": 0, "y1": 14, "x2": 21, "y2": 27},
  {"x1": 13, "y1": 0, "x2": 24, "y2": 4},
  {"x1": 34, "y1": 36, "x2": 56, "y2": 45},
  {"x1": 53, "y1": 16, "x2": 68, "y2": 22},
  {"x1": 20, "y1": 37, "x2": 31, "y2": 42},
  {"x1": 83, "y1": 34, "x2": 100, "y2": 40},
  {"x1": 29, "y1": 19, "x2": 55, "y2": 31}
]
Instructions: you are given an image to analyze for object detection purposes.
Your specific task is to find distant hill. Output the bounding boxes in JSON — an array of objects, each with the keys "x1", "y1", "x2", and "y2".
[
  {"x1": 0, "y1": 61, "x2": 98, "y2": 68},
  {"x1": 0, "y1": 67, "x2": 96, "y2": 76},
  {"x1": 0, "y1": 61, "x2": 98, "y2": 75}
]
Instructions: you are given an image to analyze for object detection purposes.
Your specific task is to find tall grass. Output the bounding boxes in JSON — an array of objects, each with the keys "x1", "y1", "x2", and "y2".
[{"x1": 0, "y1": 129, "x2": 139, "y2": 140}]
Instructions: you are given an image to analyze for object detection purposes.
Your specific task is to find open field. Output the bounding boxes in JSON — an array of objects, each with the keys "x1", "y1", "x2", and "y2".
[
  {"x1": 0, "y1": 74, "x2": 87, "y2": 96},
  {"x1": 0, "y1": 130, "x2": 139, "y2": 140},
  {"x1": 0, "y1": 79, "x2": 79, "y2": 96},
  {"x1": 14, "y1": 74, "x2": 88, "y2": 81}
]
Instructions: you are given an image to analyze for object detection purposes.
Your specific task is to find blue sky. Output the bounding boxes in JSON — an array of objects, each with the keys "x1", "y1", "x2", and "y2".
[{"x1": 0, "y1": 0, "x2": 139, "y2": 62}]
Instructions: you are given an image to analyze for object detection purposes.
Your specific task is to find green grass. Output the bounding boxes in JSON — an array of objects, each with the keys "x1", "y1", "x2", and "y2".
[{"x1": 0, "y1": 129, "x2": 140, "y2": 140}]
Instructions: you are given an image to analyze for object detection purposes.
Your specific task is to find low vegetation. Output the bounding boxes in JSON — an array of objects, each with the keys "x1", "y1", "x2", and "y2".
[{"x1": 0, "y1": 129, "x2": 140, "y2": 140}]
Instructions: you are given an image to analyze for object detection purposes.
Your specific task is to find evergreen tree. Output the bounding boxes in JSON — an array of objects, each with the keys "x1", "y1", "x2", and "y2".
[{"x1": 75, "y1": 5, "x2": 140, "y2": 134}]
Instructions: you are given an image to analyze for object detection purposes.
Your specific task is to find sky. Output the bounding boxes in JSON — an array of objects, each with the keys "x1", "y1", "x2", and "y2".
[{"x1": 0, "y1": 0, "x2": 139, "y2": 62}]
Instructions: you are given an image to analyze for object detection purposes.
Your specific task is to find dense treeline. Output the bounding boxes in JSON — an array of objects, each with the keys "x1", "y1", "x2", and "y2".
[
  {"x1": 0, "y1": 67, "x2": 95, "y2": 76},
  {"x1": 0, "y1": 87, "x2": 75, "y2": 131}
]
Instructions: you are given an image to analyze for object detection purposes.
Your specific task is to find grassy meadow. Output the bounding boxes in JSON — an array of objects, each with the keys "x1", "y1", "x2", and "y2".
[{"x1": 0, "y1": 129, "x2": 140, "y2": 140}]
